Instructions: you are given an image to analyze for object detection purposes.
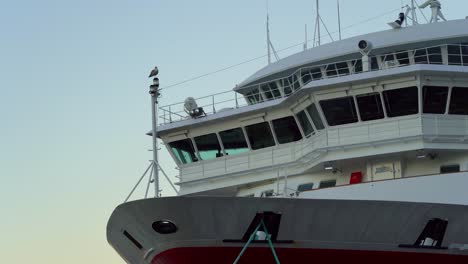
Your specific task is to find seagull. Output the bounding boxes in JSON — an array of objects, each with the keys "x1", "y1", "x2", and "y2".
[{"x1": 148, "y1": 66, "x2": 159, "y2": 78}]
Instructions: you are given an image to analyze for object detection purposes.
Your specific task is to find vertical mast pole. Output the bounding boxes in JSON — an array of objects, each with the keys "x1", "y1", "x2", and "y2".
[
  {"x1": 337, "y1": 0, "x2": 342, "y2": 41},
  {"x1": 316, "y1": 0, "x2": 321, "y2": 46},
  {"x1": 267, "y1": 1, "x2": 271, "y2": 65},
  {"x1": 411, "y1": 0, "x2": 417, "y2": 25},
  {"x1": 151, "y1": 93, "x2": 159, "y2": 197},
  {"x1": 304, "y1": 24, "x2": 308, "y2": 50}
]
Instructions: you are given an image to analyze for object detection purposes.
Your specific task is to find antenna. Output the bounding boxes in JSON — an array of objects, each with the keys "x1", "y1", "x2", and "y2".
[
  {"x1": 315, "y1": 0, "x2": 321, "y2": 46},
  {"x1": 304, "y1": 24, "x2": 308, "y2": 50},
  {"x1": 337, "y1": 0, "x2": 342, "y2": 41},
  {"x1": 266, "y1": 0, "x2": 279, "y2": 64}
]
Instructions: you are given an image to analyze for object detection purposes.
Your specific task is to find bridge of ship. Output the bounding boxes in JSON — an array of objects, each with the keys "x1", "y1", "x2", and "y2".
[{"x1": 156, "y1": 22, "x2": 468, "y2": 196}]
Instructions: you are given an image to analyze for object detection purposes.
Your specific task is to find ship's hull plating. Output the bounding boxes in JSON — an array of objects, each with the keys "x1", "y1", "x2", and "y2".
[{"x1": 107, "y1": 197, "x2": 468, "y2": 263}]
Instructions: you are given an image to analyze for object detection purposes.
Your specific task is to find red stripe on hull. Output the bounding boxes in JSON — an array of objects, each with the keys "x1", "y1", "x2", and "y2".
[{"x1": 152, "y1": 247, "x2": 468, "y2": 264}]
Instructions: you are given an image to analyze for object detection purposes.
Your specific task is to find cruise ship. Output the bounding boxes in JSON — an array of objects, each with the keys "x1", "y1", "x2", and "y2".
[{"x1": 107, "y1": 2, "x2": 468, "y2": 263}]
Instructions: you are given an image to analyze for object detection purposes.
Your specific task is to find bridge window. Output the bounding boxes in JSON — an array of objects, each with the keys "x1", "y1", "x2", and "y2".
[
  {"x1": 326, "y1": 64, "x2": 338, "y2": 78},
  {"x1": 423, "y1": 86, "x2": 448, "y2": 114},
  {"x1": 297, "y1": 183, "x2": 314, "y2": 192},
  {"x1": 272, "y1": 116, "x2": 302, "y2": 144},
  {"x1": 319, "y1": 180, "x2": 337, "y2": 188},
  {"x1": 261, "y1": 82, "x2": 281, "y2": 100},
  {"x1": 352, "y1": 60, "x2": 363, "y2": 73},
  {"x1": 462, "y1": 44, "x2": 468, "y2": 66},
  {"x1": 440, "y1": 164, "x2": 460, "y2": 174},
  {"x1": 356, "y1": 93, "x2": 385, "y2": 121},
  {"x1": 396, "y1": 51, "x2": 410, "y2": 65},
  {"x1": 427, "y1": 47, "x2": 442, "y2": 64},
  {"x1": 296, "y1": 111, "x2": 314, "y2": 137},
  {"x1": 306, "y1": 103, "x2": 325, "y2": 130},
  {"x1": 448, "y1": 45, "x2": 462, "y2": 65},
  {"x1": 219, "y1": 128, "x2": 249, "y2": 156},
  {"x1": 246, "y1": 88, "x2": 262, "y2": 105},
  {"x1": 449, "y1": 87, "x2": 468, "y2": 115},
  {"x1": 414, "y1": 48, "x2": 428, "y2": 64},
  {"x1": 169, "y1": 139, "x2": 198, "y2": 165},
  {"x1": 320, "y1": 97, "x2": 358, "y2": 126},
  {"x1": 336, "y1": 62, "x2": 349, "y2": 75},
  {"x1": 194, "y1": 134, "x2": 223, "y2": 160},
  {"x1": 383, "y1": 86, "x2": 419, "y2": 117},
  {"x1": 245, "y1": 122, "x2": 276, "y2": 150}
]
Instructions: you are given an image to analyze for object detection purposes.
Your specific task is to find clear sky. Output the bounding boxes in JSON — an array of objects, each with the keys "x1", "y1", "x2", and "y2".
[{"x1": 1, "y1": 0, "x2": 467, "y2": 263}]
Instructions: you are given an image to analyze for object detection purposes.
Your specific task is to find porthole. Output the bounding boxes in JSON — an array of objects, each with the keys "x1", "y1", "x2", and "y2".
[{"x1": 152, "y1": 220, "x2": 178, "y2": 234}]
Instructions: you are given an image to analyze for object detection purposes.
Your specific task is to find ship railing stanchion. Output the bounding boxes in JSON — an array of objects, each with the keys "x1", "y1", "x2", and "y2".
[{"x1": 233, "y1": 219, "x2": 281, "y2": 264}]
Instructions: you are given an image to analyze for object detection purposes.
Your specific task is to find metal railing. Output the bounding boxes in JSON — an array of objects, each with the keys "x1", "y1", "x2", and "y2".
[{"x1": 159, "y1": 43, "x2": 468, "y2": 125}]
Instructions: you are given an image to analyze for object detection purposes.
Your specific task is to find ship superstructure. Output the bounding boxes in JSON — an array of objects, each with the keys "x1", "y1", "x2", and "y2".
[{"x1": 108, "y1": 5, "x2": 468, "y2": 264}]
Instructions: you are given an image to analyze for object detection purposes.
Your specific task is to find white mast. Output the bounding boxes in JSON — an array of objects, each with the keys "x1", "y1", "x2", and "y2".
[
  {"x1": 315, "y1": 0, "x2": 321, "y2": 46},
  {"x1": 304, "y1": 24, "x2": 308, "y2": 51},
  {"x1": 337, "y1": 0, "x2": 342, "y2": 40},
  {"x1": 267, "y1": 4, "x2": 272, "y2": 65},
  {"x1": 411, "y1": 0, "x2": 418, "y2": 25}
]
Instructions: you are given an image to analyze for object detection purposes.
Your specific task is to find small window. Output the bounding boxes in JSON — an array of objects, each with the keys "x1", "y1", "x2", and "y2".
[
  {"x1": 246, "y1": 88, "x2": 262, "y2": 105},
  {"x1": 311, "y1": 68, "x2": 323, "y2": 80},
  {"x1": 219, "y1": 128, "x2": 249, "y2": 156},
  {"x1": 326, "y1": 64, "x2": 338, "y2": 78},
  {"x1": 169, "y1": 139, "x2": 198, "y2": 164},
  {"x1": 383, "y1": 86, "x2": 419, "y2": 117},
  {"x1": 306, "y1": 104, "x2": 325, "y2": 130},
  {"x1": 301, "y1": 71, "x2": 312, "y2": 84},
  {"x1": 371, "y1": 57, "x2": 379, "y2": 70},
  {"x1": 352, "y1": 60, "x2": 363, "y2": 73},
  {"x1": 194, "y1": 134, "x2": 223, "y2": 160},
  {"x1": 440, "y1": 164, "x2": 460, "y2": 174},
  {"x1": 296, "y1": 111, "x2": 314, "y2": 137},
  {"x1": 272, "y1": 116, "x2": 302, "y2": 144},
  {"x1": 462, "y1": 44, "x2": 468, "y2": 66},
  {"x1": 356, "y1": 93, "x2": 385, "y2": 121},
  {"x1": 320, "y1": 97, "x2": 358, "y2": 126},
  {"x1": 282, "y1": 78, "x2": 293, "y2": 96},
  {"x1": 414, "y1": 49, "x2": 428, "y2": 64},
  {"x1": 396, "y1": 51, "x2": 410, "y2": 65},
  {"x1": 448, "y1": 45, "x2": 462, "y2": 65},
  {"x1": 336, "y1": 62, "x2": 349, "y2": 75},
  {"x1": 423, "y1": 86, "x2": 448, "y2": 114},
  {"x1": 297, "y1": 183, "x2": 314, "y2": 192},
  {"x1": 245, "y1": 122, "x2": 276, "y2": 150},
  {"x1": 449, "y1": 87, "x2": 468, "y2": 115},
  {"x1": 319, "y1": 180, "x2": 337, "y2": 188},
  {"x1": 427, "y1": 47, "x2": 442, "y2": 64},
  {"x1": 261, "y1": 190, "x2": 275, "y2": 197}
]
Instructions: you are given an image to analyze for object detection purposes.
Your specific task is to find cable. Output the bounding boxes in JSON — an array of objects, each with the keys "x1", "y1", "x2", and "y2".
[{"x1": 161, "y1": 7, "x2": 402, "y2": 90}]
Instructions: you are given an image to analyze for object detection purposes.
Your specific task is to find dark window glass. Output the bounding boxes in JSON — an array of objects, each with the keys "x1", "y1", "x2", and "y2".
[
  {"x1": 219, "y1": 128, "x2": 249, "y2": 156},
  {"x1": 311, "y1": 68, "x2": 323, "y2": 80},
  {"x1": 272, "y1": 116, "x2": 303, "y2": 144},
  {"x1": 448, "y1": 45, "x2": 462, "y2": 65},
  {"x1": 336, "y1": 62, "x2": 349, "y2": 75},
  {"x1": 320, "y1": 97, "x2": 358, "y2": 126},
  {"x1": 282, "y1": 78, "x2": 292, "y2": 96},
  {"x1": 306, "y1": 104, "x2": 325, "y2": 130},
  {"x1": 169, "y1": 139, "x2": 198, "y2": 164},
  {"x1": 319, "y1": 180, "x2": 337, "y2": 188},
  {"x1": 301, "y1": 71, "x2": 312, "y2": 84},
  {"x1": 383, "y1": 53, "x2": 395, "y2": 62},
  {"x1": 383, "y1": 87, "x2": 419, "y2": 117},
  {"x1": 297, "y1": 183, "x2": 314, "y2": 192},
  {"x1": 396, "y1": 51, "x2": 410, "y2": 65},
  {"x1": 414, "y1": 49, "x2": 428, "y2": 64},
  {"x1": 356, "y1": 93, "x2": 385, "y2": 121},
  {"x1": 296, "y1": 111, "x2": 314, "y2": 136},
  {"x1": 269, "y1": 82, "x2": 281, "y2": 98},
  {"x1": 449, "y1": 87, "x2": 468, "y2": 115},
  {"x1": 371, "y1": 57, "x2": 379, "y2": 70},
  {"x1": 245, "y1": 122, "x2": 276, "y2": 150},
  {"x1": 326, "y1": 64, "x2": 338, "y2": 77},
  {"x1": 194, "y1": 134, "x2": 223, "y2": 160},
  {"x1": 462, "y1": 44, "x2": 468, "y2": 66},
  {"x1": 427, "y1": 47, "x2": 442, "y2": 64},
  {"x1": 440, "y1": 164, "x2": 460, "y2": 174},
  {"x1": 353, "y1": 60, "x2": 363, "y2": 73},
  {"x1": 261, "y1": 84, "x2": 273, "y2": 100},
  {"x1": 246, "y1": 88, "x2": 262, "y2": 104},
  {"x1": 423, "y1": 86, "x2": 448, "y2": 114}
]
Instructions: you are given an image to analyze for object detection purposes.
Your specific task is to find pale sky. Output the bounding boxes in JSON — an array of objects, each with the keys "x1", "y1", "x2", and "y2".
[{"x1": 1, "y1": 0, "x2": 467, "y2": 263}]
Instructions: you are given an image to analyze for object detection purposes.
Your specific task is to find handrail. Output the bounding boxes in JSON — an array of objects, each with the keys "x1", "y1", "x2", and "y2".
[{"x1": 159, "y1": 43, "x2": 468, "y2": 125}]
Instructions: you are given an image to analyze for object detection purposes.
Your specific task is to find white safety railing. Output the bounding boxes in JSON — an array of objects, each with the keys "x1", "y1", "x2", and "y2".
[{"x1": 159, "y1": 43, "x2": 468, "y2": 125}]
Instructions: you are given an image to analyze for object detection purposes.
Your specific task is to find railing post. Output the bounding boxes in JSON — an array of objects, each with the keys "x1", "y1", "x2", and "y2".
[
  {"x1": 169, "y1": 105, "x2": 173, "y2": 123},
  {"x1": 212, "y1": 95, "x2": 216, "y2": 114},
  {"x1": 235, "y1": 92, "x2": 239, "y2": 108}
]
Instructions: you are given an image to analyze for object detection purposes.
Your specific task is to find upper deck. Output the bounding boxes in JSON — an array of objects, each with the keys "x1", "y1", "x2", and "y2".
[{"x1": 158, "y1": 19, "x2": 468, "y2": 131}]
